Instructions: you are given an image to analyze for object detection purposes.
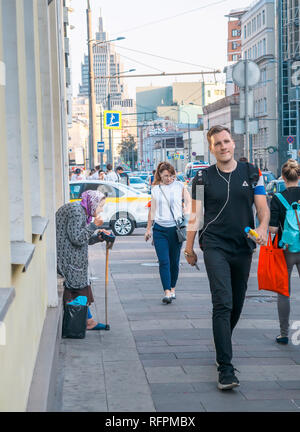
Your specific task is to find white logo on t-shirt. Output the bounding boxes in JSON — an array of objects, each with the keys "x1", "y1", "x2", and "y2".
[{"x1": 242, "y1": 181, "x2": 249, "y2": 187}]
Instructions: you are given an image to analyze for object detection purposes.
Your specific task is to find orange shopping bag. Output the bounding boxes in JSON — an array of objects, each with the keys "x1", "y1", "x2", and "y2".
[{"x1": 257, "y1": 233, "x2": 289, "y2": 297}]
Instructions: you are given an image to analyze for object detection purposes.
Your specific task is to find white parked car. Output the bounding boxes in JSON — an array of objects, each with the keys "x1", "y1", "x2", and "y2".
[
  {"x1": 128, "y1": 176, "x2": 149, "y2": 194},
  {"x1": 70, "y1": 180, "x2": 150, "y2": 236}
]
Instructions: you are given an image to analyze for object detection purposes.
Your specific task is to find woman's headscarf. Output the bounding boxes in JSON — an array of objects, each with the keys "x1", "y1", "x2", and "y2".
[{"x1": 80, "y1": 190, "x2": 105, "y2": 224}]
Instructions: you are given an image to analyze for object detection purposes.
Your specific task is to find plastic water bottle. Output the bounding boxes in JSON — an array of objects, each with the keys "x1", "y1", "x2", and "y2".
[{"x1": 245, "y1": 226, "x2": 259, "y2": 242}]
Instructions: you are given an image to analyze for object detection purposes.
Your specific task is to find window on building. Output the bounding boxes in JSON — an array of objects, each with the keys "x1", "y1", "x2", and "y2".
[
  {"x1": 232, "y1": 29, "x2": 240, "y2": 37},
  {"x1": 244, "y1": 25, "x2": 247, "y2": 38},
  {"x1": 254, "y1": 45, "x2": 257, "y2": 58},
  {"x1": 247, "y1": 22, "x2": 251, "y2": 37},
  {"x1": 257, "y1": 13, "x2": 261, "y2": 28},
  {"x1": 232, "y1": 41, "x2": 238, "y2": 49},
  {"x1": 263, "y1": 38, "x2": 266, "y2": 55},
  {"x1": 232, "y1": 54, "x2": 239, "y2": 61},
  {"x1": 264, "y1": 97, "x2": 267, "y2": 113},
  {"x1": 262, "y1": 9, "x2": 265, "y2": 25},
  {"x1": 253, "y1": 17, "x2": 256, "y2": 32}
]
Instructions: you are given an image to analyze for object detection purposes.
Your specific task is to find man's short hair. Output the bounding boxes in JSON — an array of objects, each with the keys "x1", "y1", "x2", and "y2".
[
  {"x1": 116, "y1": 166, "x2": 123, "y2": 172},
  {"x1": 106, "y1": 164, "x2": 112, "y2": 171},
  {"x1": 75, "y1": 168, "x2": 81, "y2": 174},
  {"x1": 207, "y1": 125, "x2": 231, "y2": 145}
]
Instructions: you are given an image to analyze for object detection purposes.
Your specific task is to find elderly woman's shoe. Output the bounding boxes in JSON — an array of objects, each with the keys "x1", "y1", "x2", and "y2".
[{"x1": 88, "y1": 322, "x2": 106, "y2": 330}]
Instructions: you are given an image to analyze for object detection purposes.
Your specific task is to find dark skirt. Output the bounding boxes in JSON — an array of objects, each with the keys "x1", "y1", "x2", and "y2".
[{"x1": 63, "y1": 284, "x2": 94, "y2": 306}]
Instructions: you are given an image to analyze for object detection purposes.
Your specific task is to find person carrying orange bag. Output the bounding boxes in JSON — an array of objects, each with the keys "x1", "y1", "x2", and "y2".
[{"x1": 257, "y1": 232, "x2": 289, "y2": 299}]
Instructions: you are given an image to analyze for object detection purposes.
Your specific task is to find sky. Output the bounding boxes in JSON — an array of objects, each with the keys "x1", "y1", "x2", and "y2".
[{"x1": 69, "y1": 0, "x2": 252, "y2": 99}]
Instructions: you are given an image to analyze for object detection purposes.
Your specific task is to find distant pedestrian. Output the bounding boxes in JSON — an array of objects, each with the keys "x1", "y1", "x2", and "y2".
[
  {"x1": 71, "y1": 168, "x2": 86, "y2": 181},
  {"x1": 145, "y1": 162, "x2": 190, "y2": 304},
  {"x1": 56, "y1": 190, "x2": 108, "y2": 330},
  {"x1": 149, "y1": 169, "x2": 156, "y2": 191},
  {"x1": 185, "y1": 125, "x2": 269, "y2": 390},
  {"x1": 269, "y1": 159, "x2": 300, "y2": 345},
  {"x1": 88, "y1": 169, "x2": 96, "y2": 179},
  {"x1": 106, "y1": 164, "x2": 119, "y2": 182},
  {"x1": 116, "y1": 166, "x2": 130, "y2": 186},
  {"x1": 90, "y1": 165, "x2": 101, "y2": 179},
  {"x1": 98, "y1": 169, "x2": 107, "y2": 181}
]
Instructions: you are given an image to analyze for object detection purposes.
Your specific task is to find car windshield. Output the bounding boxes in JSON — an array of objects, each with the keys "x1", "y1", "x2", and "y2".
[
  {"x1": 121, "y1": 184, "x2": 143, "y2": 195},
  {"x1": 129, "y1": 177, "x2": 144, "y2": 184}
]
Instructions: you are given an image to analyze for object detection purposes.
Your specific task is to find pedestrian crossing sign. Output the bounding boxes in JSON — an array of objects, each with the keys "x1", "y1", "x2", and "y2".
[{"x1": 104, "y1": 111, "x2": 122, "y2": 130}]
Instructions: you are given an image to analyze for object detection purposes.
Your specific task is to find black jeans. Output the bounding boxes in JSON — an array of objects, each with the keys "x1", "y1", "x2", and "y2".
[{"x1": 203, "y1": 248, "x2": 252, "y2": 371}]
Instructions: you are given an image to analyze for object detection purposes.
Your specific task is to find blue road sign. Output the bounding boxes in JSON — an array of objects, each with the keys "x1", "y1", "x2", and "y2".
[
  {"x1": 104, "y1": 111, "x2": 122, "y2": 129},
  {"x1": 97, "y1": 141, "x2": 104, "y2": 153}
]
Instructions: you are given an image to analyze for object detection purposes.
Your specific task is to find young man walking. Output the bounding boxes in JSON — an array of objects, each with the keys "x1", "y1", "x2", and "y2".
[{"x1": 185, "y1": 125, "x2": 269, "y2": 390}]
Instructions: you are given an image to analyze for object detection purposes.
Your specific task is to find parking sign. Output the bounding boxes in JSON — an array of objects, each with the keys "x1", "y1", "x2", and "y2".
[{"x1": 104, "y1": 111, "x2": 122, "y2": 129}]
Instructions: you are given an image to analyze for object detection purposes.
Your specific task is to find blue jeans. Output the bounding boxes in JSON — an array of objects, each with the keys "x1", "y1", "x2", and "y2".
[{"x1": 153, "y1": 223, "x2": 182, "y2": 292}]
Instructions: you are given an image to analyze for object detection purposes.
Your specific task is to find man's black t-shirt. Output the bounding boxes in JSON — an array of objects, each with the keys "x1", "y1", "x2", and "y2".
[
  {"x1": 192, "y1": 162, "x2": 260, "y2": 254},
  {"x1": 270, "y1": 186, "x2": 300, "y2": 244}
]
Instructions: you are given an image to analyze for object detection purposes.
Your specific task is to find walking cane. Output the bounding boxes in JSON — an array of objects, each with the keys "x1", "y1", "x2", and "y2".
[{"x1": 102, "y1": 232, "x2": 116, "y2": 330}]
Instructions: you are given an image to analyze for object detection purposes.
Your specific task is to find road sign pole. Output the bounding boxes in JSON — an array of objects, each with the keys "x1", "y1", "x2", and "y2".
[
  {"x1": 297, "y1": 87, "x2": 300, "y2": 162},
  {"x1": 245, "y1": 60, "x2": 250, "y2": 161}
]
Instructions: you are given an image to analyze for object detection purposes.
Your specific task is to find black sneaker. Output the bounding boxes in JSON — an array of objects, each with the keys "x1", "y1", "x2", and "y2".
[
  {"x1": 276, "y1": 335, "x2": 289, "y2": 345},
  {"x1": 217, "y1": 367, "x2": 240, "y2": 391}
]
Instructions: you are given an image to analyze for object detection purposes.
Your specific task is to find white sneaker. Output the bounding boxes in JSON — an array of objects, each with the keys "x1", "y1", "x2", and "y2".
[
  {"x1": 162, "y1": 296, "x2": 172, "y2": 304},
  {"x1": 170, "y1": 292, "x2": 176, "y2": 299}
]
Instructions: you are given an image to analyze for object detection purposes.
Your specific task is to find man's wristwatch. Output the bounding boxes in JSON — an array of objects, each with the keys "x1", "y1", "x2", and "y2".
[{"x1": 184, "y1": 250, "x2": 194, "y2": 257}]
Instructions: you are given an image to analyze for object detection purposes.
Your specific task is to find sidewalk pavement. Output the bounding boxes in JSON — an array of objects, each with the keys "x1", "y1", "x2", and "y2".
[{"x1": 54, "y1": 229, "x2": 300, "y2": 412}]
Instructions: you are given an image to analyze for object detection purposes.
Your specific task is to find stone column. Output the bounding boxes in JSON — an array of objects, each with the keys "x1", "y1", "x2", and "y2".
[
  {"x1": 37, "y1": 0, "x2": 58, "y2": 307},
  {"x1": 2, "y1": 0, "x2": 32, "y2": 243}
]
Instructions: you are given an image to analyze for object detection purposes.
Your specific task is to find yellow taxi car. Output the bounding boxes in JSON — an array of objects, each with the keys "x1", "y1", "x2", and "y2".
[{"x1": 70, "y1": 180, "x2": 150, "y2": 236}]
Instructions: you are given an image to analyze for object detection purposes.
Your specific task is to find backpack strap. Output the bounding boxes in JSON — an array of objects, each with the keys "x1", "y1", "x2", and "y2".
[
  {"x1": 246, "y1": 163, "x2": 259, "y2": 188},
  {"x1": 275, "y1": 193, "x2": 291, "y2": 210}
]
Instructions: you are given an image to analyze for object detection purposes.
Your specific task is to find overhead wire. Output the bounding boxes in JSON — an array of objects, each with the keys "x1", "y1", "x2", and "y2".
[
  {"x1": 118, "y1": 53, "x2": 164, "y2": 73},
  {"x1": 114, "y1": 44, "x2": 217, "y2": 71},
  {"x1": 111, "y1": 0, "x2": 230, "y2": 36}
]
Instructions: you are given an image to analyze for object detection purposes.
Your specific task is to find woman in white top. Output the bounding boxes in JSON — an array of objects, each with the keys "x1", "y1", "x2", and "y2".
[{"x1": 145, "y1": 162, "x2": 190, "y2": 304}]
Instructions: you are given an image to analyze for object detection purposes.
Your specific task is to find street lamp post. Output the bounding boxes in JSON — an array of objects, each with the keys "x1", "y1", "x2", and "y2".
[
  {"x1": 105, "y1": 69, "x2": 136, "y2": 167},
  {"x1": 86, "y1": 0, "x2": 96, "y2": 169}
]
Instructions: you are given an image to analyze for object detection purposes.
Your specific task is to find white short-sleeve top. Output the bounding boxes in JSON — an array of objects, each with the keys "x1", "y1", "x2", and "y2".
[{"x1": 151, "y1": 181, "x2": 184, "y2": 228}]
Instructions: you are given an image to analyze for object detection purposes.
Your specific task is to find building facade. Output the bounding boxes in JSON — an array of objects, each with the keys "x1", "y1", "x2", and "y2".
[
  {"x1": 79, "y1": 13, "x2": 126, "y2": 108},
  {"x1": 226, "y1": 8, "x2": 248, "y2": 62},
  {"x1": 203, "y1": 94, "x2": 244, "y2": 163},
  {"x1": 0, "y1": 0, "x2": 69, "y2": 411},
  {"x1": 278, "y1": 0, "x2": 300, "y2": 168}
]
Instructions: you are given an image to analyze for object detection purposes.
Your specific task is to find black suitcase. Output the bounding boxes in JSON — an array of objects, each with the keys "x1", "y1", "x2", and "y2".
[{"x1": 62, "y1": 304, "x2": 88, "y2": 339}]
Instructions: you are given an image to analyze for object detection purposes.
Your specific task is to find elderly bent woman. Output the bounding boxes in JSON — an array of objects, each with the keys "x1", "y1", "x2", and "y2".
[{"x1": 56, "y1": 190, "x2": 107, "y2": 330}]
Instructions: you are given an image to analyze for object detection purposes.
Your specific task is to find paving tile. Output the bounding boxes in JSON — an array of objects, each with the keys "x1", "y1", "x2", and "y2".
[
  {"x1": 200, "y1": 397, "x2": 299, "y2": 412},
  {"x1": 240, "y1": 389, "x2": 300, "y2": 401},
  {"x1": 277, "y1": 381, "x2": 300, "y2": 390},
  {"x1": 152, "y1": 392, "x2": 206, "y2": 412},
  {"x1": 149, "y1": 383, "x2": 195, "y2": 394}
]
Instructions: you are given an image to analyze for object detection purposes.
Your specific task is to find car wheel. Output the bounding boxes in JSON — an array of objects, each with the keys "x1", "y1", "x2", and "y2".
[{"x1": 111, "y1": 213, "x2": 135, "y2": 236}]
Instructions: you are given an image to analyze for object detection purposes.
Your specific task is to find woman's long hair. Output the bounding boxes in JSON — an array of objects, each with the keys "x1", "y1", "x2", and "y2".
[{"x1": 152, "y1": 162, "x2": 176, "y2": 186}]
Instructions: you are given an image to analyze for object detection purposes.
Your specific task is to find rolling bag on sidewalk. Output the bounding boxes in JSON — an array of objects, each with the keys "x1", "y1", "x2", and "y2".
[{"x1": 62, "y1": 296, "x2": 88, "y2": 339}]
